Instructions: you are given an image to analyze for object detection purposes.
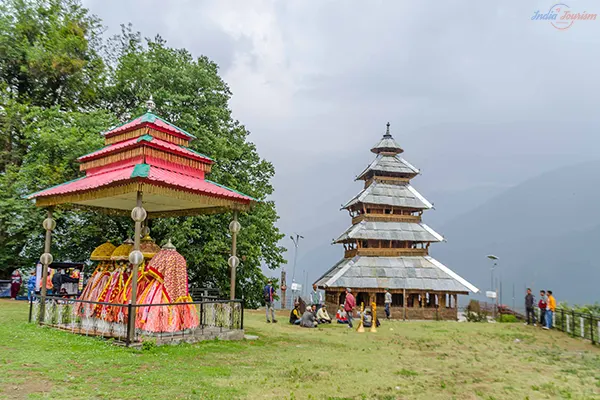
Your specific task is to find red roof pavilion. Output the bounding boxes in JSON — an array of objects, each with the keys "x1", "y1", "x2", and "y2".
[{"x1": 28, "y1": 110, "x2": 254, "y2": 217}]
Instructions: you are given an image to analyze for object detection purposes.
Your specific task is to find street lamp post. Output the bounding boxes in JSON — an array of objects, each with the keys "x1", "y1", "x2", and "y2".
[
  {"x1": 290, "y1": 234, "x2": 304, "y2": 306},
  {"x1": 487, "y1": 255, "x2": 499, "y2": 319}
]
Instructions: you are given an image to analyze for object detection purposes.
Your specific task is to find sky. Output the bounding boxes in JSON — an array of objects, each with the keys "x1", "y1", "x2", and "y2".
[{"x1": 84, "y1": 0, "x2": 600, "y2": 293}]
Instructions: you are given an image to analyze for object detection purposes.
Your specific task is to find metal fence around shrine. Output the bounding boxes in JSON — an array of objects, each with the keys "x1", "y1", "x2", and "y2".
[{"x1": 29, "y1": 296, "x2": 244, "y2": 346}]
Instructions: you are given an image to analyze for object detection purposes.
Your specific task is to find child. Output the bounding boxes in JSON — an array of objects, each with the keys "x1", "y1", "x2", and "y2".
[
  {"x1": 27, "y1": 271, "x2": 37, "y2": 303},
  {"x1": 336, "y1": 304, "x2": 348, "y2": 324}
]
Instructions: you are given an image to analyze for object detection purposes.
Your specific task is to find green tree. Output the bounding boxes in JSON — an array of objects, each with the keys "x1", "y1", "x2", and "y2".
[
  {"x1": 0, "y1": 106, "x2": 127, "y2": 273},
  {"x1": 0, "y1": 0, "x2": 105, "y2": 172},
  {"x1": 0, "y1": 0, "x2": 110, "y2": 275}
]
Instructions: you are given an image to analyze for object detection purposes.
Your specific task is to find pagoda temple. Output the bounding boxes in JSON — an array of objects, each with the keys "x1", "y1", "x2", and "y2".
[{"x1": 315, "y1": 123, "x2": 478, "y2": 320}]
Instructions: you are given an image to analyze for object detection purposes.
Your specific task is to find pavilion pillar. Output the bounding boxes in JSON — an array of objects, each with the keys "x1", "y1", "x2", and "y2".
[
  {"x1": 229, "y1": 210, "x2": 241, "y2": 300},
  {"x1": 128, "y1": 192, "x2": 146, "y2": 343},
  {"x1": 39, "y1": 208, "x2": 56, "y2": 324}
]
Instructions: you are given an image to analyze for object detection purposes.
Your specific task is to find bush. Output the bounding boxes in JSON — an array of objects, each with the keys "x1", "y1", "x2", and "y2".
[
  {"x1": 498, "y1": 314, "x2": 518, "y2": 323},
  {"x1": 466, "y1": 300, "x2": 488, "y2": 322},
  {"x1": 141, "y1": 339, "x2": 157, "y2": 351}
]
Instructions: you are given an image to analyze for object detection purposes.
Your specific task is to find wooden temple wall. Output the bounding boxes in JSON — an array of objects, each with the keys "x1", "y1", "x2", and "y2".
[{"x1": 324, "y1": 289, "x2": 461, "y2": 321}]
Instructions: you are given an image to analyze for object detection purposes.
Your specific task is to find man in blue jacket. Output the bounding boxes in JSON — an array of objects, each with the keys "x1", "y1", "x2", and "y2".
[
  {"x1": 27, "y1": 270, "x2": 37, "y2": 303},
  {"x1": 264, "y1": 280, "x2": 278, "y2": 323}
]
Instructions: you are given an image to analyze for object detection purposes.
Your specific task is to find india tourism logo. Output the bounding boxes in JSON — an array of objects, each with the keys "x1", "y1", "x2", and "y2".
[{"x1": 531, "y1": 3, "x2": 597, "y2": 30}]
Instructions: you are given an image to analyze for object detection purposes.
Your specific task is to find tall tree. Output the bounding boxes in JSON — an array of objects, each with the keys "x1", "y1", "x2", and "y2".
[
  {"x1": 0, "y1": 0, "x2": 112, "y2": 275},
  {"x1": 0, "y1": 0, "x2": 105, "y2": 172},
  {"x1": 0, "y1": 106, "x2": 124, "y2": 273}
]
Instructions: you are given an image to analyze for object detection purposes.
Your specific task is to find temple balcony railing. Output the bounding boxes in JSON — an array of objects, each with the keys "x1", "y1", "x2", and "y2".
[
  {"x1": 344, "y1": 248, "x2": 428, "y2": 258},
  {"x1": 351, "y1": 213, "x2": 421, "y2": 225}
]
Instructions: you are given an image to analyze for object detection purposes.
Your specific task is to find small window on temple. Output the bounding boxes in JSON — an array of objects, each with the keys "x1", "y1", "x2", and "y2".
[
  {"x1": 363, "y1": 240, "x2": 369, "y2": 248},
  {"x1": 384, "y1": 209, "x2": 391, "y2": 214}
]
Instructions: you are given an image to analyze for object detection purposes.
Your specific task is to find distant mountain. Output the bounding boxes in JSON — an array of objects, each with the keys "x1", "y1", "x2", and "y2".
[
  {"x1": 425, "y1": 184, "x2": 508, "y2": 226},
  {"x1": 434, "y1": 159, "x2": 600, "y2": 305}
]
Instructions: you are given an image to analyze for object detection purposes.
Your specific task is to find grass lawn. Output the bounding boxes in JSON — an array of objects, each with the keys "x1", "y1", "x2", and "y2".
[{"x1": 1, "y1": 299, "x2": 599, "y2": 399}]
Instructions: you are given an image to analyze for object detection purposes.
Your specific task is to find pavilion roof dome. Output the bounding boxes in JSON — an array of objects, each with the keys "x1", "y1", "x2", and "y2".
[
  {"x1": 27, "y1": 98, "x2": 256, "y2": 216},
  {"x1": 370, "y1": 122, "x2": 404, "y2": 155},
  {"x1": 342, "y1": 181, "x2": 433, "y2": 210},
  {"x1": 90, "y1": 241, "x2": 117, "y2": 261},
  {"x1": 334, "y1": 220, "x2": 443, "y2": 243},
  {"x1": 314, "y1": 255, "x2": 478, "y2": 293},
  {"x1": 356, "y1": 154, "x2": 419, "y2": 180},
  {"x1": 102, "y1": 112, "x2": 196, "y2": 141}
]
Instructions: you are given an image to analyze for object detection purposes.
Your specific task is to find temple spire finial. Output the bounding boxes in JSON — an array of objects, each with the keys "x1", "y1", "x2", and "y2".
[
  {"x1": 370, "y1": 121, "x2": 403, "y2": 154},
  {"x1": 146, "y1": 95, "x2": 156, "y2": 113}
]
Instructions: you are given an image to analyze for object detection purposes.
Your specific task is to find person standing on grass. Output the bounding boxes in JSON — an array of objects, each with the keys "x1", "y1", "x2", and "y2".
[
  {"x1": 10, "y1": 269, "x2": 22, "y2": 300},
  {"x1": 27, "y1": 270, "x2": 37, "y2": 303},
  {"x1": 538, "y1": 290, "x2": 547, "y2": 328},
  {"x1": 384, "y1": 288, "x2": 392, "y2": 319},
  {"x1": 344, "y1": 288, "x2": 356, "y2": 329},
  {"x1": 310, "y1": 284, "x2": 323, "y2": 310},
  {"x1": 525, "y1": 288, "x2": 536, "y2": 326},
  {"x1": 264, "y1": 279, "x2": 278, "y2": 323},
  {"x1": 544, "y1": 290, "x2": 556, "y2": 330}
]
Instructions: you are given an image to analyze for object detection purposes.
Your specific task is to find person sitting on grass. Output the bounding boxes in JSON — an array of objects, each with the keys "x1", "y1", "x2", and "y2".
[
  {"x1": 362, "y1": 308, "x2": 380, "y2": 328},
  {"x1": 336, "y1": 304, "x2": 348, "y2": 324},
  {"x1": 316, "y1": 304, "x2": 332, "y2": 324},
  {"x1": 300, "y1": 305, "x2": 317, "y2": 328},
  {"x1": 289, "y1": 303, "x2": 301, "y2": 325}
]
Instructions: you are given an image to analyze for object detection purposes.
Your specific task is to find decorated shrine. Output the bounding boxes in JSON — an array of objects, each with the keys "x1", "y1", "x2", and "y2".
[
  {"x1": 28, "y1": 98, "x2": 252, "y2": 342},
  {"x1": 314, "y1": 123, "x2": 478, "y2": 320}
]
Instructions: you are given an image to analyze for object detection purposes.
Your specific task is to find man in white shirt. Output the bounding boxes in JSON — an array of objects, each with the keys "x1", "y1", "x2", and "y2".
[
  {"x1": 310, "y1": 284, "x2": 323, "y2": 310},
  {"x1": 384, "y1": 288, "x2": 392, "y2": 319},
  {"x1": 316, "y1": 304, "x2": 332, "y2": 324}
]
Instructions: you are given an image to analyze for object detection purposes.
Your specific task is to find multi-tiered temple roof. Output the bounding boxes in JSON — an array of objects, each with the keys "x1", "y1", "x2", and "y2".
[
  {"x1": 28, "y1": 103, "x2": 254, "y2": 216},
  {"x1": 315, "y1": 123, "x2": 477, "y2": 294}
]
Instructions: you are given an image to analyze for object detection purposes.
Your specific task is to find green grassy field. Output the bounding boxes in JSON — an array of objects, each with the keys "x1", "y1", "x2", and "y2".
[{"x1": 1, "y1": 299, "x2": 599, "y2": 400}]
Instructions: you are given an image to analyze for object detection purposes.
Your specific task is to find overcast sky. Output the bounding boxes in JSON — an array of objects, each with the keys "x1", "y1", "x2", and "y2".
[{"x1": 84, "y1": 0, "x2": 600, "y2": 284}]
